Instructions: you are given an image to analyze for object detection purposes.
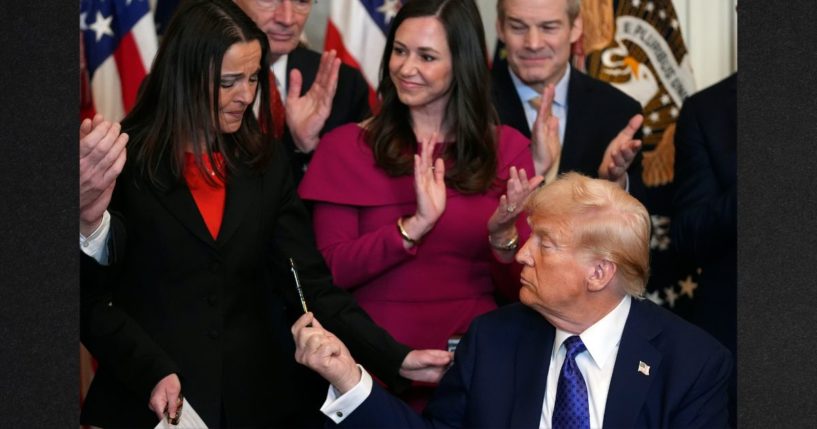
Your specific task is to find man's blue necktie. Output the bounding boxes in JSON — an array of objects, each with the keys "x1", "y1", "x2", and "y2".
[{"x1": 552, "y1": 335, "x2": 590, "y2": 429}]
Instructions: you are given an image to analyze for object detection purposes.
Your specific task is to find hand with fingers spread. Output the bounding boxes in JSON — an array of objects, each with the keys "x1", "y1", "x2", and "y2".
[
  {"x1": 148, "y1": 373, "x2": 182, "y2": 422},
  {"x1": 79, "y1": 114, "x2": 128, "y2": 236},
  {"x1": 292, "y1": 313, "x2": 362, "y2": 395},
  {"x1": 286, "y1": 50, "x2": 342, "y2": 153},
  {"x1": 487, "y1": 167, "x2": 543, "y2": 261},
  {"x1": 598, "y1": 114, "x2": 643, "y2": 189},
  {"x1": 530, "y1": 84, "x2": 561, "y2": 177},
  {"x1": 399, "y1": 349, "x2": 453, "y2": 384},
  {"x1": 397, "y1": 134, "x2": 446, "y2": 248}
]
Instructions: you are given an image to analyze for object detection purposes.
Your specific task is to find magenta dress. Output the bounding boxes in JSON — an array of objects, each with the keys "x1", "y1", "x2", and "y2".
[{"x1": 298, "y1": 123, "x2": 533, "y2": 352}]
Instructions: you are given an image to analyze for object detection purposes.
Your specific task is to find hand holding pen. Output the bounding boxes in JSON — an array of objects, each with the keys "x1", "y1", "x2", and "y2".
[{"x1": 289, "y1": 258, "x2": 312, "y2": 327}]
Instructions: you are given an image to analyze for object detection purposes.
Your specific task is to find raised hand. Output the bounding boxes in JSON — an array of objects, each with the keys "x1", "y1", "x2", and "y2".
[
  {"x1": 399, "y1": 349, "x2": 453, "y2": 383},
  {"x1": 488, "y1": 166, "x2": 543, "y2": 236},
  {"x1": 598, "y1": 114, "x2": 643, "y2": 189},
  {"x1": 530, "y1": 84, "x2": 561, "y2": 177},
  {"x1": 286, "y1": 50, "x2": 341, "y2": 153},
  {"x1": 292, "y1": 313, "x2": 362, "y2": 395},
  {"x1": 398, "y1": 133, "x2": 446, "y2": 247},
  {"x1": 148, "y1": 373, "x2": 181, "y2": 422},
  {"x1": 79, "y1": 115, "x2": 128, "y2": 236}
]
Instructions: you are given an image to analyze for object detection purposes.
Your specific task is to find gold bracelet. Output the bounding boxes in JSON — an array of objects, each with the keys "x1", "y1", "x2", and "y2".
[
  {"x1": 397, "y1": 217, "x2": 417, "y2": 244},
  {"x1": 489, "y1": 233, "x2": 519, "y2": 251}
]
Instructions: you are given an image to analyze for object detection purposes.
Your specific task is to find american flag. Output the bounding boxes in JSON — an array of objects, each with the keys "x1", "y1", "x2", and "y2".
[
  {"x1": 324, "y1": 0, "x2": 402, "y2": 111},
  {"x1": 80, "y1": 0, "x2": 158, "y2": 121}
]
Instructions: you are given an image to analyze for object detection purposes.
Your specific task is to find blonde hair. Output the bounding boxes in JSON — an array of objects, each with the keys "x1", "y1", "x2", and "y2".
[{"x1": 526, "y1": 172, "x2": 651, "y2": 297}]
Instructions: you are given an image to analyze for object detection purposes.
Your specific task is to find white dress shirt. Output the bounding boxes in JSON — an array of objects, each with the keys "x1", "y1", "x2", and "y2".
[
  {"x1": 540, "y1": 295, "x2": 631, "y2": 429},
  {"x1": 79, "y1": 210, "x2": 111, "y2": 264}
]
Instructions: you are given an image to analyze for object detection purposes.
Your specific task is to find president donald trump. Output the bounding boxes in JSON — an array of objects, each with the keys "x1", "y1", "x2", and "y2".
[{"x1": 292, "y1": 172, "x2": 732, "y2": 428}]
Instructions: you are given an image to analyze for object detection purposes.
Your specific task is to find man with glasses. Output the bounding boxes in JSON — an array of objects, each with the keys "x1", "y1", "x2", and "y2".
[{"x1": 234, "y1": 0, "x2": 372, "y2": 184}]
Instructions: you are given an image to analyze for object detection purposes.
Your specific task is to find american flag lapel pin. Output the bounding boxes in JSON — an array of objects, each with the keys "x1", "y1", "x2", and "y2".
[{"x1": 638, "y1": 361, "x2": 651, "y2": 376}]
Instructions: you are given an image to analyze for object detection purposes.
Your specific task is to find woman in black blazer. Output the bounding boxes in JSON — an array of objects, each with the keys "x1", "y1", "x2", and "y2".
[{"x1": 78, "y1": 0, "x2": 449, "y2": 427}]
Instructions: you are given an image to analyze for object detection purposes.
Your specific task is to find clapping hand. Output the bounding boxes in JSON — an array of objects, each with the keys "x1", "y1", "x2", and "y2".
[
  {"x1": 598, "y1": 114, "x2": 643, "y2": 189},
  {"x1": 398, "y1": 133, "x2": 446, "y2": 247},
  {"x1": 79, "y1": 114, "x2": 127, "y2": 236},
  {"x1": 286, "y1": 50, "x2": 341, "y2": 153},
  {"x1": 530, "y1": 84, "x2": 561, "y2": 177}
]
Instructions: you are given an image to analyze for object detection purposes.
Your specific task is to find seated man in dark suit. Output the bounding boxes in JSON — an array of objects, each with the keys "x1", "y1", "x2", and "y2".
[
  {"x1": 293, "y1": 172, "x2": 732, "y2": 428},
  {"x1": 234, "y1": 0, "x2": 371, "y2": 183},
  {"x1": 493, "y1": 0, "x2": 645, "y2": 199}
]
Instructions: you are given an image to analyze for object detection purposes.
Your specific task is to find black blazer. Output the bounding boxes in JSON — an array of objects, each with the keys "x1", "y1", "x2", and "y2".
[
  {"x1": 671, "y1": 73, "x2": 737, "y2": 353},
  {"x1": 492, "y1": 64, "x2": 647, "y2": 202},
  {"x1": 80, "y1": 142, "x2": 410, "y2": 428},
  {"x1": 283, "y1": 46, "x2": 371, "y2": 184}
]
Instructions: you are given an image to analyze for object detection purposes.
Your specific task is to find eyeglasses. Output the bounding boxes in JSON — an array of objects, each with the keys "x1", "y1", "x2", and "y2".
[{"x1": 254, "y1": 0, "x2": 315, "y2": 14}]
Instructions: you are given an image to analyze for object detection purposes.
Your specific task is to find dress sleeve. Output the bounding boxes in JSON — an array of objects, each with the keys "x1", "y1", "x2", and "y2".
[{"x1": 312, "y1": 202, "x2": 416, "y2": 289}]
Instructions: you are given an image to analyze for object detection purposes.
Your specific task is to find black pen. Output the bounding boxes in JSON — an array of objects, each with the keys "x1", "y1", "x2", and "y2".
[{"x1": 289, "y1": 258, "x2": 312, "y2": 327}]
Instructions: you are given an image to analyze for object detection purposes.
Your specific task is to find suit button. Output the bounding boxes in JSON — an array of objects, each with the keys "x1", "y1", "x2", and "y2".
[
  {"x1": 209, "y1": 329, "x2": 220, "y2": 339},
  {"x1": 207, "y1": 294, "x2": 217, "y2": 305}
]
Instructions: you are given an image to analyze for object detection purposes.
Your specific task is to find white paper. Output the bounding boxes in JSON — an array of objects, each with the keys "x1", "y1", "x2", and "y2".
[{"x1": 154, "y1": 397, "x2": 208, "y2": 429}]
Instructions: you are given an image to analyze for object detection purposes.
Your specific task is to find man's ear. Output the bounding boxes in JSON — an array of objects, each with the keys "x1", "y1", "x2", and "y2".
[
  {"x1": 496, "y1": 17, "x2": 506, "y2": 44},
  {"x1": 586, "y1": 258, "x2": 616, "y2": 292},
  {"x1": 569, "y1": 14, "x2": 583, "y2": 44}
]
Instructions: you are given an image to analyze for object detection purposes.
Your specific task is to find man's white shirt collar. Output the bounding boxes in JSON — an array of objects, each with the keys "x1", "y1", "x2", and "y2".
[{"x1": 552, "y1": 294, "x2": 631, "y2": 370}]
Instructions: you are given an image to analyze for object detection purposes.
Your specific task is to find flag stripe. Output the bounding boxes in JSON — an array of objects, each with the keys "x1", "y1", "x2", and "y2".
[
  {"x1": 327, "y1": 0, "x2": 388, "y2": 90},
  {"x1": 113, "y1": 33, "x2": 148, "y2": 112}
]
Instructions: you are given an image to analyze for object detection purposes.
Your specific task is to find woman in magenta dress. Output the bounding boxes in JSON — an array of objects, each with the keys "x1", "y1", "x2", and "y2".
[{"x1": 298, "y1": 0, "x2": 558, "y2": 408}]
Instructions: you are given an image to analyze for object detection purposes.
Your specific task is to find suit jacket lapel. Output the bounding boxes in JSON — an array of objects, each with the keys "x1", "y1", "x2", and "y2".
[
  {"x1": 492, "y1": 63, "x2": 532, "y2": 139},
  {"x1": 602, "y1": 300, "x2": 663, "y2": 428},
  {"x1": 562, "y1": 68, "x2": 597, "y2": 174},
  {"x1": 151, "y1": 157, "x2": 217, "y2": 249},
  {"x1": 217, "y1": 161, "x2": 258, "y2": 245},
  {"x1": 286, "y1": 47, "x2": 316, "y2": 96},
  {"x1": 509, "y1": 316, "x2": 554, "y2": 428}
]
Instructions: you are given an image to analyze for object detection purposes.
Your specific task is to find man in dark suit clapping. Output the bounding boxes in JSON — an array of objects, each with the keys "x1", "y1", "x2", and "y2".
[
  {"x1": 492, "y1": 0, "x2": 646, "y2": 201},
  {"x1": 234, "y1": 0, "x2": 372, "y2": 184}
]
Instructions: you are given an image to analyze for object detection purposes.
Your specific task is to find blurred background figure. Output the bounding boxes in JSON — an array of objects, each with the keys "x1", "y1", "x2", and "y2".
[{"x1": 672, "y1": 72, "x2": 737, "y2": 427}]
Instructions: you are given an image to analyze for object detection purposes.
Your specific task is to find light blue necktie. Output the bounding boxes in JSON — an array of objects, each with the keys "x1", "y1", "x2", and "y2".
[{"x1": 552, "y1": 335, "x2": 590, "y2": 429}]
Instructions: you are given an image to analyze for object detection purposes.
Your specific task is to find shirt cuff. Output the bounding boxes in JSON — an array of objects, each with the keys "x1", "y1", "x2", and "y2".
[
  {"x1": 320, "y1": 365, "x2": 373, "y2": 424},
  {"x1": 79, "y1": 210, "x2": 111, "y2": 265}
]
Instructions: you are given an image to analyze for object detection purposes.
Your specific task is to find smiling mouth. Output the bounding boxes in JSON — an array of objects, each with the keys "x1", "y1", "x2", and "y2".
[{"x1": 397, "y1": 78, "x2": 423, "y2": 90}]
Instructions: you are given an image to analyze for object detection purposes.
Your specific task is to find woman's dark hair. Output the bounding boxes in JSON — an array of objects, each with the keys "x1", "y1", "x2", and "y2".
[
  {"x1": 122, "y1": 0, "x2": 274, "y2": 189},
  {"x1": 365, "y1": 0, "x2": 498, "y2": 194}
]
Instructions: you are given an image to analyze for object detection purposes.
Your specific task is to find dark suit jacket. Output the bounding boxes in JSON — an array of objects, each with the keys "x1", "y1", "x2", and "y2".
[
  {"x1": 339, "y1": 299, "x2": 732, "y2": 428},
  {"x1": 283, "y1": 46, "x2": 371, "y2": 184},
  {"x1": 79, "y1": 142, "x2": 410, "y2": 428},
  {"x1": 492, "y1": 64, "x2": 647, "y2": 202},
  {"x1": 671, "y1": 74, "x2": 737, "y2": 426}
]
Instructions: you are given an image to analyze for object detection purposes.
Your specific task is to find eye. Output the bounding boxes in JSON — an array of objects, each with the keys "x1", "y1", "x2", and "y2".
[
  {"x1": 249, "y1": 73, "x2": 260, "y2": 84},
  {"x1": 421, "y1": 54, "x2": 436, "y2": 62},
  {"x1": 392, "y1": 46, "x2": 406, "y2": 56},
  {"x1": 220, "y1": 78, "x2": 236, "y2": 88},
  {"x1": 509, "y1": 23, "x2": 526, "y2": 33}
]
